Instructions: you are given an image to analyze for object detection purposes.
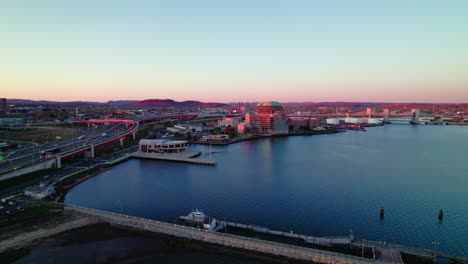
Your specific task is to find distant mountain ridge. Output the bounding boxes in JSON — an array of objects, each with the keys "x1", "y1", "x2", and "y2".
[
  {"x1": 7, "y1": 99, "x2": 108, "y2": 105},
  {"x1": 132, "y1": 99, "x2": 226, "y2": 108},
  {"x1": 6, "y1": 98, "x2": 225, "y2": 107}
]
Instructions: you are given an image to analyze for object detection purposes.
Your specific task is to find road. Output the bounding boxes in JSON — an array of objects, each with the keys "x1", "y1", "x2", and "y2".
[
  {"x1": 0, "y1": 145, "x2": 138, "y2": 201},
  {"x1": 0, "y1": 120, "x2": 137, "y2": 174}
]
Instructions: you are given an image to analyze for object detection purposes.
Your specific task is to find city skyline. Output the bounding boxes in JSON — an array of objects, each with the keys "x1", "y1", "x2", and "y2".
[{"x1": 1, "y1": 1, "x2": 468, "y2": 103}]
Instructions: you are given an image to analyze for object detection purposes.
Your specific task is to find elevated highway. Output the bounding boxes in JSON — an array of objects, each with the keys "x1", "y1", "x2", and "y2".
[{"x1": 0, "y1": 119, "x2": 139, "y2": 179}]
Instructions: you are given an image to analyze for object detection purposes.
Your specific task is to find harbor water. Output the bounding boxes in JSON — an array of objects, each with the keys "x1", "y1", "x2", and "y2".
[{"x1": 65, "y1": 125, "x2": 468, "y2": 256}]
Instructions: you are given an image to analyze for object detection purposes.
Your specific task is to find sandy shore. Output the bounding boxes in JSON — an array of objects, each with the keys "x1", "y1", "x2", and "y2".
[
  {"x1": 1, "y1": 221, "x2": 311, "y2": 264},
  {"x1": 0, "y1": 215, "x2": 98, "y2": 254}
]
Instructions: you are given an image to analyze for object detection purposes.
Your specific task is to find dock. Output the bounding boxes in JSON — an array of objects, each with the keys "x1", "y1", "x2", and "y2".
[
  {"x1": 216, "y1": 220, "x2": 353, "y2": 246},
  {"x1": 131, "y1": 151, "x2": 216, "y2": 166}
]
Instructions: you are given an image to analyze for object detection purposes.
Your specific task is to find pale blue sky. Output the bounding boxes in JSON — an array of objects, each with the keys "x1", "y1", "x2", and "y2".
[{"x1": 1, "y1": 0, "x2": 467, "y2": 102}]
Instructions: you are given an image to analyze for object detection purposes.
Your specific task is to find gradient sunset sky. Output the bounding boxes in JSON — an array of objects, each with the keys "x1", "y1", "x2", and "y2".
[{"x1": 1, "y1": 1, "x2": 467, "y2": 103}]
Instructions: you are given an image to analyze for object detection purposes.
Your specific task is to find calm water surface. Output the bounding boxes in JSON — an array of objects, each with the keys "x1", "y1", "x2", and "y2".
[{"x1": 66, "y1": 125, "x2": 468, "y2": 255}]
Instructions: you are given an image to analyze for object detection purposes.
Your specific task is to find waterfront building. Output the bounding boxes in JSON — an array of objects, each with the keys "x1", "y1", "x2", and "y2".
[
  {"x1": 288, "y1": 117, "x2": 320, "y2": 130},
  {"x1": 24, "y1": 182, "x2": 55, "y2": 199},
  {"x1": 256, "y1": 101, "x2": 283, "y2": 114},
  {"x1": 255, "y1": 102, "x2": 287, "y2": 134},
  {"x1": 218, "y1": 117, "x2": 242, "y2": 128},
  {"x1": 138, "y1": 139, "x2": 188, "y2": 153},
  {"x1": 200, "y1": 134, "x2": 230, "y2": 142},
  {"x1": 245, "y1": 112, "x2": 257, "y2": 124},
  {"x1": 344, "y1": 117, "x2": 363, "y2": 124},
  {"x1": 237, "y1": 122, "x2": 251, "y2": 134},
  {"x1": 326, "y1": 118, "x2": 340, "y2": 125},
  {"x1": 366, "y1": 118, "x2": 382, "y2": 124}
]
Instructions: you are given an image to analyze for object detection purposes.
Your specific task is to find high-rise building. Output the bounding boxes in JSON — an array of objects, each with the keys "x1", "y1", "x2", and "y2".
[
  {"x1": 256, "y1": 101, "x2": 283, "y2": 114},
  {"x1": 255, "y1": 102, "x2": 287, "y2": 134},
  {"x1": 0, "y1": 98, "x2": 6, "y2": 109}
]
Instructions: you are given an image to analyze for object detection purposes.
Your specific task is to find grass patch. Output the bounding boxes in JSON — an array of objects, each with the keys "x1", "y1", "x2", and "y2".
[
  {"x1": 0, "y1": 127, "x2": 78, "y2": 144},
  {"x1": 9, "y1": 204, "x2": 59, "y2": 222}
]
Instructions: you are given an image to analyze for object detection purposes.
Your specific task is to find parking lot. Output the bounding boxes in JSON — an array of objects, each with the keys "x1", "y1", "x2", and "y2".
[{"x1": 0, "y1": 197, "x2": 31, "y2": 221}]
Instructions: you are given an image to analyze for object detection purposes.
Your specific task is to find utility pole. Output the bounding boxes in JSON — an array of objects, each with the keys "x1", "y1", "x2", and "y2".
[{"x1": 32, "y1": 139, "x2": 35, "y2": 165}]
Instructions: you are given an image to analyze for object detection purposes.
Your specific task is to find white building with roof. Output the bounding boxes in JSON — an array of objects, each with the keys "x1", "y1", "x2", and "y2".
[{"x1": 24, "y1": 182, "x2": 55, "y2": 199}]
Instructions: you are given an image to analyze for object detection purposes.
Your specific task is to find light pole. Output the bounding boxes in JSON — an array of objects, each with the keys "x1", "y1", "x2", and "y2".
[{"x1": 32, "y1": 139, "x2": 35, "y2": 165}]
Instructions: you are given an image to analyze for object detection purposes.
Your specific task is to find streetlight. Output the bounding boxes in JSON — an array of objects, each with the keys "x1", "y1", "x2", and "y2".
[{"x1": 32, "y1": 139, "x2": 35, "y2": 165}]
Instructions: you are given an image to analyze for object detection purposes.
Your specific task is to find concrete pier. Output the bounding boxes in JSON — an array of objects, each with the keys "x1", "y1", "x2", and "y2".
[
  {"x1": 131, "y1": 151, "x2": 216, "y2": 166},
  {"x1": 63, "y1": 204, "x2": 372, "y2": 264},
  {"x1": 60, "y1": 203, "x2": 468, "y2": 264}
]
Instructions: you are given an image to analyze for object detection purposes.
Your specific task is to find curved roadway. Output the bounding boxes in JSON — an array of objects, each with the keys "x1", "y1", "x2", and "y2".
[{"x1": 0, "y1": 119, "x2": 139, "y2": 175}]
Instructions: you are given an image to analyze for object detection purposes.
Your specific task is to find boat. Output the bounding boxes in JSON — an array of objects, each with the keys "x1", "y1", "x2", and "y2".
[{"x1": 179, "y1": 209, "x2": 212, "y2": 229}]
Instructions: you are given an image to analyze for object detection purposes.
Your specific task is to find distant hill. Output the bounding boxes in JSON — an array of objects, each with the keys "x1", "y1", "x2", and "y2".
[
  {"x1": 105, "y1": 100, "x2": 139, "y2": 106},
  {"x1": 132, "y1": 99, "x2": 226, "y2": 108},
  {"x1": 6, "y1": 98, "x2": 225, "y2": 108},
  {"x1": 7, "y1": 99, "x2": 110, "y2": 106}
]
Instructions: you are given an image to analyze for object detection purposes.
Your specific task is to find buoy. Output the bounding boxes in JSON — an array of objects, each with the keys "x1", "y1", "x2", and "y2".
[
  {"x1": 380, "y1": 207, "x2": 385, "y2": 219},
  {"x1": 438, "y1": 209, "x2": 443, "y2": 221}
]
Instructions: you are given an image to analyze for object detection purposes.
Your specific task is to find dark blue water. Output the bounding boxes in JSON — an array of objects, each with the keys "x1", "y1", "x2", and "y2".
[{"x1": 65, "y1": 125, "x2": 468, "y2": 256}]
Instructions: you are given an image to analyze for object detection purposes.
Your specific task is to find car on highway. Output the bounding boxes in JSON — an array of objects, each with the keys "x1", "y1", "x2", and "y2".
[
  {"x1": 6, "y1": 210, "x2": 13, "y2": 215},
  {"x1": 8, "y1": 200, "x2": 16, "y2": 206},
  {"x1": 17, "y1": 207, "x2": 24, "y2": 212},
  {"x1": 6, "y1": 151, "x2": 16, "y2": 158},
  {"x1": 0, "y1": 205, "x2": 4, "y2": 210}
]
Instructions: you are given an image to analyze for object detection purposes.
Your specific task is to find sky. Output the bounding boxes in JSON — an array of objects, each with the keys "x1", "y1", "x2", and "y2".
[{"x1": 1, "y1": 0, "x2": 467, "y2": 103}]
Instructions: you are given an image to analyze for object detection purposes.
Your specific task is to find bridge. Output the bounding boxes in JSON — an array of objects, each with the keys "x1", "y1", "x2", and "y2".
[
  {"x1": 135, "y1": 113, "x2": 198, "y2": 124},
  {"x1": 0, "y1": 119, "x2": 139, "y2": 180}
]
